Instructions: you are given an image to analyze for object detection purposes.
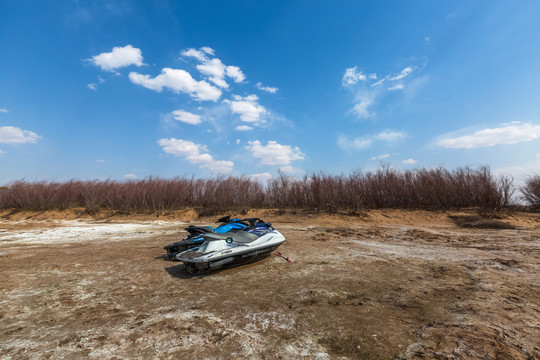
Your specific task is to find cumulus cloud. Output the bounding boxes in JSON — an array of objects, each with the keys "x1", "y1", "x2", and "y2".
[
  {"x1": 90, "y1": 45, "x2": 144, "y2": 72},
  {"x1": 371, "y1": 154, "x2": 390, "y2": 160},
  {"x1": 0, "y1": 126, "x2": 40, "y2": 144},
  {"x1": 235, "y1": 125, "x2": 253, "y2": 131},
  {"x1": 129, "y1": 68, "x2": 221, "y2": 101},
  {"x1": 172, "y1": 110, "x2": 201, "y2": 125},
  {"x1": 224, "y1": 95, "x2": 266, "y2": 124},
  {"x1": 200, "y1": 46, "x2": 215, "y2": 55},
  {"x1": 255, "y1": 82, "x2": 278, "y2": 94},
  {"x1": 402, "y1": 158, "x2": 418, "y2": 165},
  {"x1": 196, "y1": 58, "x2": 229, "y2": 88},
  {"x1": 124, "y1": 174, "x2": 138, "y2": 180},
  {"x1": 181, "y1": 47, "x2": 246, "y2": 88},
  {"x1": 181, "y1": 48, "x2": 208, "y2": 62},
  {"x1": 437, "y1": 122, "x2": 540, "y2": 149},
  {"x1": 343, "y1": 66, "x2": 368, "y2": 86},
  {"x1": 338, "y1": 130, "x2": 406, "y2": 151},
  {"x1": 245, "y1": 140, "x2": 304, "y2": 166},
  {"x1": 158, "y1": 138, "x2": 233, "y2": 173},
  {"x1": 0, "y1": 108, "x2": 8, "y2": 113},
  {"x1": 225, "y1": 66, "x2": 245, "y2": 83}
]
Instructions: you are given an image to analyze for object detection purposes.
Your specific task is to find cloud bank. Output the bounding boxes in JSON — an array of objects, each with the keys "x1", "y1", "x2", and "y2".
[
  {"x1": 437, "y1": 122, "x2": 540, "y2": 149},
  {"x1": 0, "y1": 126, "x2": 40, "y2": 144}
]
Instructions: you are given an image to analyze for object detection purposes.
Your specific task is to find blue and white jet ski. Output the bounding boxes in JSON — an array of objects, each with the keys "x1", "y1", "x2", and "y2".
[
  {"x1": 164, "y1": 215, "x2": 248, "y2": 260},
  {"x1": 174, "y1": 217, "x2": 286, "y2": 274}
]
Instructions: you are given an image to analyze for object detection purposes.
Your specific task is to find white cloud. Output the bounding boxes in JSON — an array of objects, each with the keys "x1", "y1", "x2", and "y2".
[
  {"x1": 90, "y1": 45, "x2": 143, "y2": 72},
  {"x1": 437, "y1": 122, "x2": 540, "y2": 149},
  {"x1": 0, "y1": 108, "x2": 8, "y2": 113},
  {"x1": 388, "y1": 83, "x2": 404, "y2": 91},
  {"x1": 129, "y1": 68, "x2": 221, "y2": 101},
  {"x1": 536, "y1": 153, "x2": 540, "y2": 159},
  {"x1": 224, "y1": 95, "x2": 266, "y2": 124},
  {"x1": 200, "y1": 46, "x2": 215, "y2": 55},
  {"x1": 256, "y1": 82, "x2": 278, "y2": 94},
  {"x1": 0, "y1": 126, "x2": 40, "y2": 144},
  {"x1": 402, "y1": 158, "x2": 417, "y2": 165},
  {"x1": 0, "y1": 149, "x2": 5, "y2": 156},
  {"x1": 158, "y1": 138, "x2": 233, "y2": 173},
  {"x1": 235, "y1": 125, "x2": 253, "y2": 131},
  {"x1": 375, "y1": 130, "x2": 406, "y2": 142},
  {"x1": 196, "y1": 58, "x2": 229, "y2": 88},
  {"x1": 388, "y1": 67, "x2": 413, "y2": 81},
  {"x1": 182, "y1": 47, "x2": 246, "y2": 87},
  {"x1": 124, "y1": 174, "x2": 138, "y2": 180},
  {"x1": 225, "y1": 65, "x2": 245, "y2": 83},
  {"x1": 236, "y1": 139, "x2": 241, "y2": 144},
  {"x1": 181, "y1": 48, "x2": 208, "y2": 62},
  {"x1": 245, "y1": 140, "x2": 304, "y2": 166},
  {"x1": 172, "y1": 110, "x2": 201, "y2": 125},
  {"x1": 96, "y1": 159, "x2": 107, "y2": 163},
  {"x1": 371, "y1": 154, "x2": 390, "y2": 160},
  {"x1": 343, "y1": 66, "x2": 368, "y2": 86},
  {"x1": 338, "y1": 130, "x2": 405, "y2": 151},
  {"x1": 337, "y1": 135, "x2": 372, "y2": 150},
  {"x1": 87, "y1": 75, "x2": 106, "y2": 91}
]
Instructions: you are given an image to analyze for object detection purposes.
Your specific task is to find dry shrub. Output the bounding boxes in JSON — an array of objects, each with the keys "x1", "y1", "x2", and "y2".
[
  {"x1": 0, "y1": 166, "x2": 519, "y2": 213},
  {"x1": 520, "y1": 175, "x2": 540, "y2": 208}
]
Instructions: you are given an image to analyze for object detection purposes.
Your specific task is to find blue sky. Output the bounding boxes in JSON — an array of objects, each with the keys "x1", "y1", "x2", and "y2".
[{"x1": 1, "y1": 1, "x2": 540, "y2": 183}]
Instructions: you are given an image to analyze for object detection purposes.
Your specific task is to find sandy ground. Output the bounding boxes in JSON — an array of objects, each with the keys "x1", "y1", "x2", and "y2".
[{"x1": 0, "y1": 209, "x2": 539, "y2": 359}]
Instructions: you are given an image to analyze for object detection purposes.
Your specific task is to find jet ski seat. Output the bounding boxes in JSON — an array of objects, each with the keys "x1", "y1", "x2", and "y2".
[{"x1": 205, "y1": 231, "x2": 259, "y2": 243}]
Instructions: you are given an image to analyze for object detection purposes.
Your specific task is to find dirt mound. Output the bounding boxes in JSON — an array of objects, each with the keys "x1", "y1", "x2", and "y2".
[{"x1": 449, "y1": 215, "x2": 517, "y2": 229}]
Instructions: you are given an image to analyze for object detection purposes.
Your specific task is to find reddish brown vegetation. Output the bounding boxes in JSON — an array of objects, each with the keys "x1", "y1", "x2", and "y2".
[
  {"x1": 0, "y1": 166, "x2": 516, "y2": 213},
  {"x1": 520, "y1": 175, "x2": 540, "y2": 208}
]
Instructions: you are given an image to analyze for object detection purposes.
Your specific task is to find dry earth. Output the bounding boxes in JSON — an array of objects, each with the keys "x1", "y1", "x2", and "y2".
[{"x1": 0, "y1": 209, "x2": 539, "y2": 359}]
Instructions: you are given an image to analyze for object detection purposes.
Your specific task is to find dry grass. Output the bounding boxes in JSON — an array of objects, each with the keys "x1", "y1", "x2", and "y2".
[{"x1": 0, "y1": 166, "x2": 519, "y2": 213}]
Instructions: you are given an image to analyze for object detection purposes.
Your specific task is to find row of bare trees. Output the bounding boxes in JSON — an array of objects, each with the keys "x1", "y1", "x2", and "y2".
[{"x1": 0, "y1": 166, "x2": 537, "y2": 213}]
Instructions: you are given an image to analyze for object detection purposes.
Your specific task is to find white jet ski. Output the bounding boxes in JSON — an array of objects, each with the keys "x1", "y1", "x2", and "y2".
[{"x1": 176, "y1": 218, "x2": 286, "y2": 274}]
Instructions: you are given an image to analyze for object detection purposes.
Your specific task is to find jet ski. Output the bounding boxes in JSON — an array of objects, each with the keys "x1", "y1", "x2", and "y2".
[
  {"x1": 175, "y1": 217, "x2": 286, "y2": 274},
  {"x1": 164, "y1": 215, "x2": 248, "y2": 260}
]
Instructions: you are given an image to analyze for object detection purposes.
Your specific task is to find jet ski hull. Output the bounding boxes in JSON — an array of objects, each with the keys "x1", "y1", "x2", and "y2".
[
  {"x1": 181, "y1": 244, "x2": 281, "y2": 274},
  {"x1": 177, "y1": 230, "x2": 286, "y2": 274}
]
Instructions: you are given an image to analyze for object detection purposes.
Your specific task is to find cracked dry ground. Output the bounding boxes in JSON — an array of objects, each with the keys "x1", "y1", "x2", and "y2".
[{"x1": 0, "y1": 211, "x2": 539, "y2": 359}]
